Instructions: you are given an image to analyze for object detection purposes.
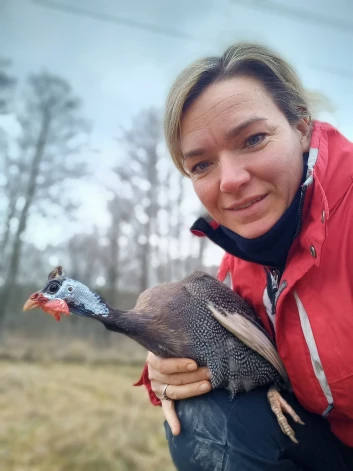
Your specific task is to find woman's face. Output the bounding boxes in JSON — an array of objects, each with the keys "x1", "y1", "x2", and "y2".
[{"x1": 180, "y1": 76, "x2": 311, "y2": 239}]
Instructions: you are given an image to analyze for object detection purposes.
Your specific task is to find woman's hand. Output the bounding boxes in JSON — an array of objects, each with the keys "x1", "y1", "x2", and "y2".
[{"x1": 147, "y1": 352, "x2": 212, "y2": 436}]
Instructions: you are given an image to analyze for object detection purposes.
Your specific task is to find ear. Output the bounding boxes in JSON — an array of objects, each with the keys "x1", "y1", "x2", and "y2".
[{"x1": 296, "y1": 118, "x2": 311, "y2": 153}]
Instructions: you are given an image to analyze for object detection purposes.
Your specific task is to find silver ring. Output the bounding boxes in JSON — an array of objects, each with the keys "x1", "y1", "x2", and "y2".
[{"x1": 162, "y1": 384, "x2": 171, "y2": 401}]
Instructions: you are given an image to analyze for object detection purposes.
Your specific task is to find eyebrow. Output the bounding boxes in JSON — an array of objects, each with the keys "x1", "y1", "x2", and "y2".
[
  {"x1": 224, "y1": 116, "x2": 268, "y2": 141},
  {"x1": 182, "y1": 148, "x2": 207, "y2": 161},
  {"x1": 182, "y1": 116, "x2": 268, "y2": 162}
]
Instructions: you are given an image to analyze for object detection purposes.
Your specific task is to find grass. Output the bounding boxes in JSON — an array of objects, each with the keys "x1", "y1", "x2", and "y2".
[{"x1": 0, "y1": 361, "x2": 175, "y2": 471}]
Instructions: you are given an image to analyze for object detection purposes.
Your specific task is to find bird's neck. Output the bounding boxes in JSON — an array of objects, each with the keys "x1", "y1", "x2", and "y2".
[
  {"x1": 95, "y1": 307, "x2": 177, "y2": 356},
  {"x1": 96, "y1": 306, "x2": 149, "y2": 338},
  {"x1": 79, "y1": 293, "x2": 151, "y2": 341}
]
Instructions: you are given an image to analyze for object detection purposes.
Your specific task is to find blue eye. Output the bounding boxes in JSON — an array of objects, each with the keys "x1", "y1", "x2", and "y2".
[
  {"x1": 190, "y1": 161, "x2": 211, "y2": 175},
  {"x1": 246, "y1": 133, "x2": 266, "y2": 147},
  {"x1": 196, "y1": 162, "x2": 209, "y2": 171}
]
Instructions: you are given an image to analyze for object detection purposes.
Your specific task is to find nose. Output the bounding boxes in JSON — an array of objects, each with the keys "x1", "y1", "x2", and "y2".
[{"x1": 219, "y1": 155, "x2": 251, "y2": 193}]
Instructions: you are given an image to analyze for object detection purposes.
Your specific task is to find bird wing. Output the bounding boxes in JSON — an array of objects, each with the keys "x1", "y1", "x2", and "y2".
[{"x1": 208, "y1": 303, "x2": 289, "y2": 385}]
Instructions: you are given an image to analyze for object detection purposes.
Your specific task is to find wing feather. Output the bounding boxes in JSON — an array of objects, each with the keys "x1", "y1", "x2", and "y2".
[{"x1": 208, "y1": 303, "x2": 289, "y2": 385}]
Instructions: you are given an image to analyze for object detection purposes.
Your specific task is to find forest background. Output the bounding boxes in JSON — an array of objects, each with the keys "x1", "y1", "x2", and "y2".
[{"x1": 1, "y1": 1, "x2": 352, "y2": 469}]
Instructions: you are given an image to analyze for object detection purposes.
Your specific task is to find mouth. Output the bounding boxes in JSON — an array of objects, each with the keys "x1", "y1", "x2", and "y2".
[{"x1": 227, "y1": 194, "x2": 267, "y2": 211}]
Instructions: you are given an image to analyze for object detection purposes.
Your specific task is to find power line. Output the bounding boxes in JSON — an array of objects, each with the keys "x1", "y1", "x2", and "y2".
[
  {"x1": 33, "y1": 0, "x2": 353, "y2": 80},
  {"x1": 231, "y1": 0, "x2": 353, "y2": 33},
  {"x1": 32, "y1": 0, "x2": 205, "y2": 42}
]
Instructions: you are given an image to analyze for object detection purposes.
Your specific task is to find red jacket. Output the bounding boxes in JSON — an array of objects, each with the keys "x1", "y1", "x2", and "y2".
[{"x1": 136, "y1": 121, "x2": 353, "y2": 447}]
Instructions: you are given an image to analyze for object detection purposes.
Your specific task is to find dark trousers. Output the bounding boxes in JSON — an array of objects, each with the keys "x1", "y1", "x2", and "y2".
[{"x1": 164, "y1": 388, "x2": 353, "y2": 471}]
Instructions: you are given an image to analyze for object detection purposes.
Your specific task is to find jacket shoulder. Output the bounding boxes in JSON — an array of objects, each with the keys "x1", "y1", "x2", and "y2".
[{"x1": 218, "y1": 254, "x2": 265, "y2": 300}]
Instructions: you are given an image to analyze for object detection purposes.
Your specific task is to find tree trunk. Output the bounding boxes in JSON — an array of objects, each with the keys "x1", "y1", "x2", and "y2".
[
  {"x1": 0, "y1": 116, "x2": 49, "y2": 328},
  {"x1": 197, "y1": 235, "x2": 207, "y2": 270},
  {"x1": 107, "y1": 201, "x2": 121, "y2": 305},
  {"x1": 139, "y1": 142, "x2": 158, "y2": 291},
  {"x1": 0, "y1": 201, "x2": 16, "y2": 276}
]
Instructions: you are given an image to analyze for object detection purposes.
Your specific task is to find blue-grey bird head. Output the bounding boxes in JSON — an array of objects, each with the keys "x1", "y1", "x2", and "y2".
[{"x1": 23, "y1": 266, "x2": 109, "y2": 321}]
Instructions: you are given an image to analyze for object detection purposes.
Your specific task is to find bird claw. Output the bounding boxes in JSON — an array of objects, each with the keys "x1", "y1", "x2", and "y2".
[{"x1": 267, "y1": 387, "x2": 304, "y2": 444}]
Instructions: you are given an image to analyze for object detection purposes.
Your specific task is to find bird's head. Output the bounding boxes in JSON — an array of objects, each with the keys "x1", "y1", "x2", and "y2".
[{"x1": 23, "y1": 266, "x2": 109, "y2": 321}]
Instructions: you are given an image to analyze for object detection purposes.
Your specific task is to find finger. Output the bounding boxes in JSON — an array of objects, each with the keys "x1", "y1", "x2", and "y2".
[
  {"x1": 147, "y1": 352, "x2": 198, "y2": 374},
  {"x1": 149, "y1": 365, "x2": 210, "y2": 386},
  {"x1": 162, "y1": 400, "x2": 181, "y2": 436},
  {"x1": 157, "y1": 380, "x2": 212, "y2": 401}
]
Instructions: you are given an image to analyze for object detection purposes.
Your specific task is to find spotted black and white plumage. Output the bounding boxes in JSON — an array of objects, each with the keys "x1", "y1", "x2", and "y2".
[
  {"x1": 134, "y1": 271, "x2": 286, "y2": 395},
  {"x1": 37, "y1": 268, "x2": 287, "y2": 397}
]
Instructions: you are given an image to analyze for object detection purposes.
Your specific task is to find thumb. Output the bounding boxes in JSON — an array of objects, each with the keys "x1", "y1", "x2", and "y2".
[{"x1": 162, "y1": 400, "x2": 181, "y2": 436}]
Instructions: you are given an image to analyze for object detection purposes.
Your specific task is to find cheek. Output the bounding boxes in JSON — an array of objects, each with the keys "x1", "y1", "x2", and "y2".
[
  {"x1": 193, "y1": 179, "x2": 219, "y2": 210},
  {"x1": 282, "y1": 142, "x2": 304, "y2": 185},
  {"x1": 260, "y1": 143, "x2": 302, "y2": 189}
]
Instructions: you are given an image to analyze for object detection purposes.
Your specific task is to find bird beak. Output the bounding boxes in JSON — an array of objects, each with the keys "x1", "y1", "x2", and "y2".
[
  {"x1": 23, "y1": 293, "x2": 70, "y2": 322},
  {"x1": 23, "y1": 294, "x2": 41, "y2": 311}
]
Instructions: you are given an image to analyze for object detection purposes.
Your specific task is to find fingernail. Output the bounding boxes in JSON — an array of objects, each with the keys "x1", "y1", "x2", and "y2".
[
  {"x1": 199, "y1": 383, "x2": 211, "y2": 392},
  {"x1": 186, "y1": 363, "x2": 197, "y2": 371},
  {"x1": 206, "y1": 370, "x2": 211, "y2": 380}
]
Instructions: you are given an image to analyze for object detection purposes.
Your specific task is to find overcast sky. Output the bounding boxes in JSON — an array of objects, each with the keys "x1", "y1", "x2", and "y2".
[
  {"x1": 2, "y1": 0, "x2": 352, "y2": 131},
  {"x1": 1, "y1": 0, "x2": 353, "y2": 263}
]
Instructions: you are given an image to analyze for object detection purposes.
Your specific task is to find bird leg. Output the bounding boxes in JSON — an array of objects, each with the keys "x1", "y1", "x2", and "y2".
[{"x1": 267, "y1": 386, "x2": 305, "y2": 444}]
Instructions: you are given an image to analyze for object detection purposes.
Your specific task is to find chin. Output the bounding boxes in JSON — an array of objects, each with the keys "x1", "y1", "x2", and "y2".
[{"x1": 228, "y1": 217, "x2": 278, "y2": 240}]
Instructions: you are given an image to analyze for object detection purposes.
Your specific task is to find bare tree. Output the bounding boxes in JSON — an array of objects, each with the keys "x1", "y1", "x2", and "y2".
[
  {"x1": 0, "y1": 59, "x2": 16, "y2": 267},
  {"x1": 66, "y1": 229, "x2": 103, "y2": 286},
  {"x1": 0, "y1": 72, "x2": 89, "y2": 327},
  {"x1": 104, "y1": 194, "x2": 135, "y2": 304},
  {"x1": 0, "y1": 58, "x2": 16, "y2": 113},
  {"x1": 112, "y1": 108, "x2": 162, "y2": 291},
  {"x1": 110, "y1": 108, "x2": 205, "y2": 291}
]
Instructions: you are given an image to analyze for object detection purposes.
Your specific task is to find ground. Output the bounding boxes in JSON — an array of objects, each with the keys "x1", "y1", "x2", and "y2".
[{"x1": 0, "y1": 361, "x2": 175, "y2": 471}]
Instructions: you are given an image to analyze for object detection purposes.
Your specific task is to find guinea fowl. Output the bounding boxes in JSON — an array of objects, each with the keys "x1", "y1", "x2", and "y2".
[{"x1": 23, "y1": 266, "x2": 304, "y2": 443}]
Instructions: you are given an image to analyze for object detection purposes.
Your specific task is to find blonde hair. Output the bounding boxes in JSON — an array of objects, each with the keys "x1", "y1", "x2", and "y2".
[{"x1": 165, "y1": 42, "x2": 312, "y2": 176}]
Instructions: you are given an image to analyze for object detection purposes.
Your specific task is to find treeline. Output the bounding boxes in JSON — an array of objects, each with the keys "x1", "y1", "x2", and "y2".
[{"x1": 0, "y1": 60, "x2": 217, "y2": 343}]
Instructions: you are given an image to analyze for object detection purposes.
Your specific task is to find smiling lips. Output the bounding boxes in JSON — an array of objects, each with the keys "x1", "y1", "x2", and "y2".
[{"x1": 227, "y1": 194, "x2": 267, "y2": 211}]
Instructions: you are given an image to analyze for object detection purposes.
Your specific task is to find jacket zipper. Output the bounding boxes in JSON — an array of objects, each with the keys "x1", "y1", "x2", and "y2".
[
  {"x1": 293, "y1": 185, "x2": 307, "y2": 240},
  {"x1": 268, "y1": 185, "x2": 306, "y2": 316},
  {"x1": 271, "y1": 269, "x2": 280, "y2": 317}
]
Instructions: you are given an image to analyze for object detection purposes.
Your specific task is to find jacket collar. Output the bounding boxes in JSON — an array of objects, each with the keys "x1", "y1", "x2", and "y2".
[{"x1": 298, "y1": 121, "x2": 353, "y2": 268}]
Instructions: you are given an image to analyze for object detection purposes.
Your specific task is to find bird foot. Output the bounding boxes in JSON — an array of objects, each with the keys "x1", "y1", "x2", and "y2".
[{"x1": 267, "y1": 386, "x2": 305, "y2": 444}]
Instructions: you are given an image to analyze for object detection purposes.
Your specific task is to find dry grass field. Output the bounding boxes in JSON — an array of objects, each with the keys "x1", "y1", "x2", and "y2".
[{"x1": 0, "y1": 360, "x2": 175, "y2": 471}]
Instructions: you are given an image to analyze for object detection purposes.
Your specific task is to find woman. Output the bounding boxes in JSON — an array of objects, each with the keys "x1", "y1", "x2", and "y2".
[{"x1": 136, "y1": 42, "x2": 353, "y2": 470}]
